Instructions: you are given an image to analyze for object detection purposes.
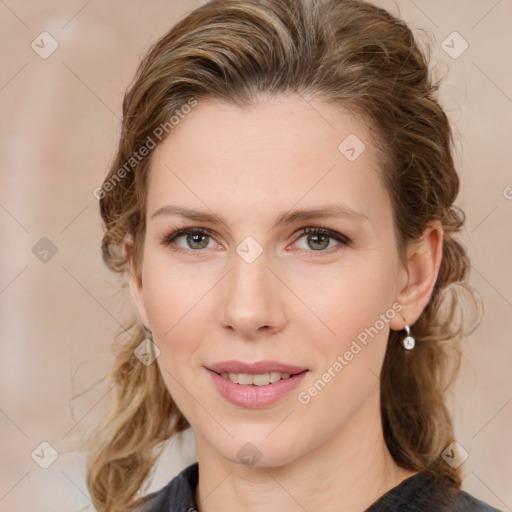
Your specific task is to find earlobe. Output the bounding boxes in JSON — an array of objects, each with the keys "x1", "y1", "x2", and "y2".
[{"x1": 390, "y1": 221, "x2": 443, "y2": 331}]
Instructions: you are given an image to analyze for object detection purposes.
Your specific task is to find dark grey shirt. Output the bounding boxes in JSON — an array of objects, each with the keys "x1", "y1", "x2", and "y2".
[{"x1": 134, "y1": 462, "x2": 501, "y2": 511}]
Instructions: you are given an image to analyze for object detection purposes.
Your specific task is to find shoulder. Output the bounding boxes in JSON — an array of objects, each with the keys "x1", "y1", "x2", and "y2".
[
  {"x1": 132, "y1": 462, "x2": 199, "y2": 512},
  {"x1": 366, "y1": 471, "x2": 502, "y2": 512},
  {"x1": 454, "y1": 489, "x2": 503, "y2": 512}
]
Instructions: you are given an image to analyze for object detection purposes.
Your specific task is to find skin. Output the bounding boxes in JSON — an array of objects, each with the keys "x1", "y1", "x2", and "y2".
[{"x1": 128, "y1": 95, "x2": 443, "y2": 511}]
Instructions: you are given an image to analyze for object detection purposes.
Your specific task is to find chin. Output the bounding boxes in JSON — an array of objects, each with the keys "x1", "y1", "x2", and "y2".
[{"x1": 217, "y1": 435, "x2": 301, "y2": 469}]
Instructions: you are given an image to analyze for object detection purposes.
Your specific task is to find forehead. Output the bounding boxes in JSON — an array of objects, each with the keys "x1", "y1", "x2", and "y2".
[{"x1": 147, "y1": 95, "x2": 390, "y2": 229}]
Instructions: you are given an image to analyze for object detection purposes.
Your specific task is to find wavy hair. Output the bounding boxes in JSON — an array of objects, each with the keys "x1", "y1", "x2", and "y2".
[{"x1": 86, "y1": 0, "x2": 482, "y2": 510}]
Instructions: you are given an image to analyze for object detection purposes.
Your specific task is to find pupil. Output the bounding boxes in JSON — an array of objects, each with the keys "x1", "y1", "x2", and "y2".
[
  {"x1": 309, "y1": 234, "x2": 329, "y2": 250},
  {"x1": 188, "y1": 233, "x2": 209, "y2": 249}
]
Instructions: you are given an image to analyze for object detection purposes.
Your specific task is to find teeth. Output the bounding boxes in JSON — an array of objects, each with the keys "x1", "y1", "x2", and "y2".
[
  {"x1": 238, "y1": 373, "x2": 253, "y2": 385},
  {"x1": 220, "y1": 371, "x2": 292, "y2": 386}
]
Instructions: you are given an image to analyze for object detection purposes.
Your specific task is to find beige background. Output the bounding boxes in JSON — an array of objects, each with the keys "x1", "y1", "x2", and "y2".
[{"x1": 0, "y1": 1, "x2": 511, "y2": 510}]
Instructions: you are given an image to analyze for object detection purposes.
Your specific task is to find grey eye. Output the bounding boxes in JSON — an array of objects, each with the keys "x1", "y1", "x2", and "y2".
[{"x1": 178, "y1": 232, "x2": 211, "y2": 250}]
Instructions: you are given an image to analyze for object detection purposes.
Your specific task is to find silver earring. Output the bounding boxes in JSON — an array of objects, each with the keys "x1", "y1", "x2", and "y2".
[{"x1": 403, "y1": 325, "x2": 415, "y2": 350}]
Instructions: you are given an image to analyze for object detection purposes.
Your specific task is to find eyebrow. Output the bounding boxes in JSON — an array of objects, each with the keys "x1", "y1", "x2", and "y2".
[{"x1": 150, "y1": 203, "x2": 369, "y2": 229}]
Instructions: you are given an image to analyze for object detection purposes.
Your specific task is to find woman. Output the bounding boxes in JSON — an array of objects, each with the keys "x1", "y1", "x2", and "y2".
[{"x1": 86, "y1": 0, "x2": 500, "y2": 510}]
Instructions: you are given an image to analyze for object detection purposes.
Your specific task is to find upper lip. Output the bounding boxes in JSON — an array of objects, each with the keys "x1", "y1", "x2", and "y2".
[{"x1": 208, "y1": 360, "x2": 308, "y2": 375}]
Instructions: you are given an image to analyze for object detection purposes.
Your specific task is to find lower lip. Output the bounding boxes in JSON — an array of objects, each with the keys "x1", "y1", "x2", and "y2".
[{"x1": 207, "y1": 369, "x2": 308, "y2": 408}]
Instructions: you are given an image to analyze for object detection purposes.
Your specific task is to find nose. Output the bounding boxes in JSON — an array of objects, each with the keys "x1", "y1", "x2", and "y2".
[{"x1": 219, "y1": 249, "x2": 287, "y2": 340}]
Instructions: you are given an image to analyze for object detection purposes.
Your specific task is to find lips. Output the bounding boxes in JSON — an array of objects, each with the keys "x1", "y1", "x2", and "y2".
[
  {"x1": 208, "y1": 360, "x2": 308, "y2": 375},
  {"x1": 207, "y1": 366, "x2": 309, "y2": 408}
]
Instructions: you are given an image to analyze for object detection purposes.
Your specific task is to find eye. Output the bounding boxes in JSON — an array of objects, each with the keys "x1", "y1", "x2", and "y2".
[
  {"x1": 162, "y1": 228, "x2": 217, "y2": 254},
  {"x1": 292, "y1": 226, "x2": 352, "y2": 254}
]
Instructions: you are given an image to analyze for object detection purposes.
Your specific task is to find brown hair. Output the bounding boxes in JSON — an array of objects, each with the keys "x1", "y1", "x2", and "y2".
[{"x1": 86, "y1": 0, "x2": 481, "y2": 510}]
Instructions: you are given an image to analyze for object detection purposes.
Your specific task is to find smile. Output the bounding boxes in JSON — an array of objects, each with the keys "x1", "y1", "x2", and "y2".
[
  {"x1": 206, "y1": 360, "x2": 309, "y2": 408},
  {"x1": 219, "y1": 371, "x2": 292, "y2": 386}
]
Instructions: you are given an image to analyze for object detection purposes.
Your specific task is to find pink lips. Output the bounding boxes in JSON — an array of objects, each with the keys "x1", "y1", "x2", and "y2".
[{"x1": 206, "y1": 360, "x2": 309, "y2": 408}]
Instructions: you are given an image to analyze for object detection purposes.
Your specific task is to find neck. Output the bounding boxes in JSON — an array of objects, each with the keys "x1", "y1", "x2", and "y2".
[{"x1": 194, "y1": 387, "x2": 417, "y2": 512}]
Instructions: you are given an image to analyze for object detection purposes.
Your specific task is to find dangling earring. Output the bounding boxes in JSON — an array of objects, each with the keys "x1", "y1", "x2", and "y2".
[{"x1": 403, "y1": 325, "x2": 415, "y2": 350}]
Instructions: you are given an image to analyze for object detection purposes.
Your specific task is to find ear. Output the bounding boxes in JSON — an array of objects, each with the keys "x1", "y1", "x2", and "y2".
[
  {"x1": 124, "y1": 233, "x2": 150, "y2": 330},
  {"x1": 390, "y1": 221, "x2": 443, "y2": 331}
]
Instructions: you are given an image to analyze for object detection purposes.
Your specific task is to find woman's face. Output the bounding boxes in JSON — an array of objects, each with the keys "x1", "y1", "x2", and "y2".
[{"x1": 131, "y1": 95, "x2": 411, "y2": 467}]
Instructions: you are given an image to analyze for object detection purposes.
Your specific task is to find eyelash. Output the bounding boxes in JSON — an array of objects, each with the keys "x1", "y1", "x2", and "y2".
[{"x1": 161, "y1": 224, "x2": 352, "y2": 257}]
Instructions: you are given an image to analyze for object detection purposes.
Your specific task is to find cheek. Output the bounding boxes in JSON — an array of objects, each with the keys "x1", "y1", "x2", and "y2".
[
  {"x1": 286, "y1": 257, "x2": 396, "y2": 345},
  {"x1": 140, "y1": 250, "x2": 210, "y2": 334},
  {"x1": 294, "y1": 267, "x2": 397, "y2": 402},
  {"x1": 297, "y1": 267, "x2": 394, "y2": 414},
  {"x1": 140, "y1": 254, "x2": 215, "y2": 376}
]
